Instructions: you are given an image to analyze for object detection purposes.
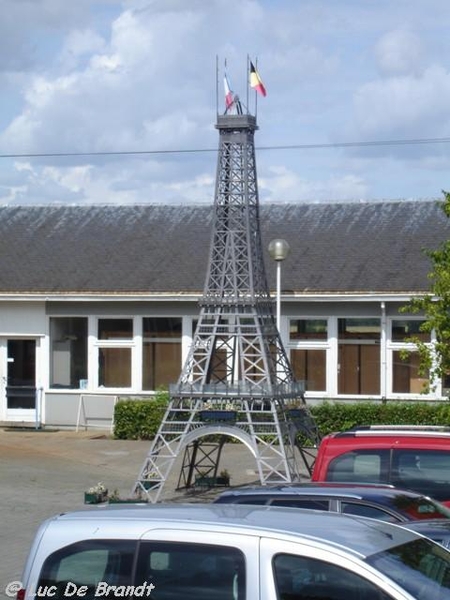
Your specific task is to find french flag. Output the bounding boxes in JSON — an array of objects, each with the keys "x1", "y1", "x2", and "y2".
[{"x1": 224, "y1": 74, "x2": 234, "y2": 110}]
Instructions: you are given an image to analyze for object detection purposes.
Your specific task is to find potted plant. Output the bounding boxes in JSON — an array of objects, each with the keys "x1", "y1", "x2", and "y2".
[
  {"x1": 84, "y1": 482, "x2": 108, "y2": 504},
  {"x1": 107, "y1": 489, "x2": 148, "y2": 504},
  {"x1": 138, "y1": 470, "x2": 160, "y2": 491},
  {"x1": 199, "y1": 401, "x2": 237, "y2": 423},
  {"x1": 216, "y1": 469, "x2": 231, "y2": 486},
  {"x1": 194, "y1": 469, "x2": 230, "y2": 488}
]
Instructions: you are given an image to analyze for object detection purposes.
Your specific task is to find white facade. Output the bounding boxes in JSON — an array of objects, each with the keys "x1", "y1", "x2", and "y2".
[{"x1": 0, "y1": 294, "x2": 439, "y2": 428}]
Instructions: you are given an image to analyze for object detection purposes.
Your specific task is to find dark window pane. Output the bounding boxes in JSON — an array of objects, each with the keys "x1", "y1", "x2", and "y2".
[
  {"x1": 289, "y1": 319, "x2": 327, "y2": 340},
  {"x1": 341, "y1": 502, "x2": 398, "y2": 522},
  {"x1": 143, "y1": 317, "x2": 182, "y2": 338},
  {"x1": 99, "y1": 348, "x2": 131, "y2": 387},
  {"x1": 271, "y1": 498, "x2": 329, "y2": 510},
  {"x1": 274, "y1": 553, "x2": 393, "y2": 600},
  {"x1": 135, "y1": 542, "x2": 246, "y2": 600},
  {"x1": 392, "y1": 350, "x2": 429, "y2": 394},
  {"x1": 338, "y1": 318, "x2": 380, "y2": 340},
  {"x1": 392, "y1": 320, "x2": 430, "y2": 343},
  {"x1": 142, "y1": 342, "x2": 181, "y2": 390},
  {"x1": 327, "y1": 450, "x2": 388, "y2": 483},
  {"x1": 98, "y1": 319, "x2": 133, "y2": 340},
  {"x1": 291, "y1": 349, "x2": 326, "y2": 391},
  {"x1": 50, "y1": 317, "x2": 88, "y2": 388},
  {"x1": 37, "y1": 540, "x2": 136, "y2": 598}
]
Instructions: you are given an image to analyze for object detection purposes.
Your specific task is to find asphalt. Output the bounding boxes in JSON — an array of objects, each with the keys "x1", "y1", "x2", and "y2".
[{"x1": 0, "y1": 427, "x2": 313, "y2": 599}]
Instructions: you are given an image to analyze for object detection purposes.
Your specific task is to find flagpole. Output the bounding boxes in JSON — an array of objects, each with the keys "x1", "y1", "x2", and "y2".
[
  {"x1": 254, "y1": 57, "x2": 258, "y2": 119},
  {"x1": 246, "y1": 54, "x2": 250, "y2": 115},
  {"x1": 215, "y1": 55, "x2": 219, "y2": 117}
]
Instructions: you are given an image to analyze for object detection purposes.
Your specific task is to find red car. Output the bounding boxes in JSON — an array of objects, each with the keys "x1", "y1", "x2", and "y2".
[{"x1": 311, "y1": 425, "x2": 450, "y2": 506}]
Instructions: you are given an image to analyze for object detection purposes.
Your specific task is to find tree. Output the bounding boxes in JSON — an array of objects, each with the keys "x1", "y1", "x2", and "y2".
[{"x1": 400, "y1": 191, "x2": 450, "y2": 391}]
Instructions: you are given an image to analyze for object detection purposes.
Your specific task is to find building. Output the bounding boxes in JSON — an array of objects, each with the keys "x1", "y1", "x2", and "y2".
[{"x1": 0, "y1": 199, "x2": 447, "y2": 427}]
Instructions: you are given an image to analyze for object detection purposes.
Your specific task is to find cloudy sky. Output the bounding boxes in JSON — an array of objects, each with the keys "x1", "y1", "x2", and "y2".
[{"x1": 1, "y1": 0, "x2": 450, "y2": 205}]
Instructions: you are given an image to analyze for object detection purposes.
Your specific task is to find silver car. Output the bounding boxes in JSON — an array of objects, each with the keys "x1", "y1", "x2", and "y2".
[{"x1": 19, "y1": 504, "x2": 450, "y2": 600}]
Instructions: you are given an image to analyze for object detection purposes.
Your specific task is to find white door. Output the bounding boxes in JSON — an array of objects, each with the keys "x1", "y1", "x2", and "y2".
[{"x1": 3, "y1": 338, "x2": 37, "y2": 422}]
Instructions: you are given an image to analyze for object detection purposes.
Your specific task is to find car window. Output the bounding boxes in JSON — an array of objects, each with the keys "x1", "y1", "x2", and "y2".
[
  {"x1": 340, "y1": 501, "x2": 399, "y2": 522},
  {"x1": 367, "y1": 537, "x2": 450, "y2": 600},
  {"x1": 273, "y1": 553, "x2": 394, "y2": 600},
  {"x1": 392, "y1": 450, "x2": 450, "y2": 503},
  {"x1": 229, "y1": 497, "x2": 268, "y2": 505},
  {"x1": 327, "y1": 450, "x2": 389, "y2": 483},
  {"x1": 135, "y1": 541, "x2": 246, "y2": 600},
  {"x1": 37, "y1": 540, "x2": 136, "y2": 599},
  {"x1": 270, "y1": 499, "x2": 330, "y2": 511}
]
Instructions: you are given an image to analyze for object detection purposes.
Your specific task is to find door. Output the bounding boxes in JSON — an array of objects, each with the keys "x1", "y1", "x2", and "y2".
[
  {"x1": 338, "y1": 344, "x2": 380, "y2": 395},
  {"x1": 4, "y1": 339, "x2": 36, "y2": 421}
]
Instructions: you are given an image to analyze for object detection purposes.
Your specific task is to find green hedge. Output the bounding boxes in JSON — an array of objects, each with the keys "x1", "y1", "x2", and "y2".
[
  {"x1": 311, "y1": 401, "x2": 450, "y2": 437},
  {"x1": 113, "y1": 396, "x2": 450, "y2": 440},
  {"x1": 113, "y1": 390, "x2": 169, "y2": 440}
]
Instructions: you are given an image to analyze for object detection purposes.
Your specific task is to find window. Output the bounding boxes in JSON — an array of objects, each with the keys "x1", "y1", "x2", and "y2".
[
  {"x1": 37, "y1": 540, "x2": 136, "y2": 599},
  {"x1": 391, "y1": 450, "x2": 450, "y2": 505},
  {"x1": 273, "y1": 554, "x2": 393, "y2": 600},
  {"x1": 368, "y1": 538, "x2": 450, "y2": 600},
  {"x1": 290, "y1": 349, "x2": 326, "y2": 391},
  {"x1": 97, "y1": 319, "x2": 133, "y2": 388},
  {"x1": 392, "y1": 350, "x2": 429, "y2": 394},
  {"x1": 390, "y1": 320, "x2": 431, "y2": 394},
  {"x1": 288, "y1": 319, "x2": 328, "y2": 393},
  {"x1": 271, "y1": 498, "x2": 330, "y2": 511},
  {"x1": 289, "y1": 319, "x2": 327, "y2": 340},
  {"x1": 338, "y1": 318, "x2": 380, "y2": 395},
  {"x1": 327, "y1": 450, "x2": 389, "y2": 483},
  {"x1": 341, "y1": 502, "x2": 398, "y2": 522},
  {"x1": 142, "y1": 318, "x2": 182, "y2": 390},
  {"x1": 392, "y1": 319, "x2": 430, "y2": 343},
  {"x1": 135, "y1": 541, "x2": 246, "y2": 600},
  {"x1": 50, "y1": 318, "x2": 87, "y2": 388}
]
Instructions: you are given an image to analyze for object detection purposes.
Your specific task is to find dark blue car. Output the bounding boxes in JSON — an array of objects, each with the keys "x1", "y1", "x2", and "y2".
[{"x1": 213, "y1": 482, "x2": 450, "y2": 523}]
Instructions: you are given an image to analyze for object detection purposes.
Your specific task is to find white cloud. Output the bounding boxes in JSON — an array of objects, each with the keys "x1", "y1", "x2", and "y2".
[
  {"x1": 1, "y1": 0, "x2": 450, "y2": 204},
  {"x1": 260, "y1": 166, "x2": 369, "y2": 203},
  {"x1": 374, "y1": 29, "x2": 424, "y2": 76},
  {"x1": 352, "y1": 65, "x2": 450, "y2": 138}
]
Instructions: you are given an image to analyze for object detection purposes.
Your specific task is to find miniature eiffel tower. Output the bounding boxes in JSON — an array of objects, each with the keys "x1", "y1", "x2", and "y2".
[{"x1": 133, "y1": 111, "x2": 321, "y2": 503}]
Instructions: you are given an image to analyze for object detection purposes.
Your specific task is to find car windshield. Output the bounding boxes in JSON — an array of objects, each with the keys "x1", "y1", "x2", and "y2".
[{"x1": 367, "y1": 537, "x2": 450, "y2": 600}]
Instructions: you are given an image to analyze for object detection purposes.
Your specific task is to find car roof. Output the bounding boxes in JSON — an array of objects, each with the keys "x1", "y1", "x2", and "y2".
[
  {"x1": 214, "y1": 482, "x2": 425, "y2": 502},
  {"x1": 331, "y1": 425, "x2": 450, "y2": 439},
  {"x1": 402, "y1": 519, "x2": 450, "y2": 533},
  {"x1": 47, "y1": 503, "x2": 418, "y2": 558}
]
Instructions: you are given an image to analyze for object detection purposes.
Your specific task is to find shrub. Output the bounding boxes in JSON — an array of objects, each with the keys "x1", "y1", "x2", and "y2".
[
  {"x1": 310, "y1": 401, "x2": 450, "y2": 437},
  {"x1": 114, "y1": 395, "x2": 450, "y2": 440},
  {"x1": 113, "y1": 389, "x2": 169, "y2": 440}
]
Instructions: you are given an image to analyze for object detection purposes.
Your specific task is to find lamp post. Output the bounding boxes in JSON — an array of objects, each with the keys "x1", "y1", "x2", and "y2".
[{"x1": 268, "y1": 239, "x2": 290, "y2": 332}]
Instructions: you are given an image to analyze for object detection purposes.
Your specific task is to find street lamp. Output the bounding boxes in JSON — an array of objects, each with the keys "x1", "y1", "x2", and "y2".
[{"x1": 268, "y1": 239, "x2": 290, "y2": 332}]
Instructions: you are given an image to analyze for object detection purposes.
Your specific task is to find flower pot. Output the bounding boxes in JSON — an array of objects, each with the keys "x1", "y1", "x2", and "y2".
[
  {"x1": 199, "y1": 410, "x2": 237, "y2": 423},
  {"x1": 287, "y1": 409, "x2": 305, "y2": 419},
  {"x1": 194, "y1": 475, "x2": 230, "y2": 488},
  {"x1": 140, "y1": 480, "x2": 159, "y2": 491},
  {"x1": 84, "y1": 491, "x2": 108, "y2": 504},
  {"x1": 108, "y1": 498, "x2": 148, "y2": 504}
]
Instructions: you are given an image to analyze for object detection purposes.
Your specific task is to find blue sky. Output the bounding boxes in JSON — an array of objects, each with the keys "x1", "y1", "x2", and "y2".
[{"x1": 1, "y1": 0, "x2": 450, "y2": 205}]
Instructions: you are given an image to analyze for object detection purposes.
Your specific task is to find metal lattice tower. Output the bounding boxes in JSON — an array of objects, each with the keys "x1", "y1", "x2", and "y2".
[{"x1": 133, "y1": 113, "x2": 321, "y2": 503}]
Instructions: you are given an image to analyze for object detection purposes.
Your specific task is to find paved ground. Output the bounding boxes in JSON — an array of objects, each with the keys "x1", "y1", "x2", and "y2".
[{"x1": 0, "y1": 427, "x2": 313, "y2": 599}]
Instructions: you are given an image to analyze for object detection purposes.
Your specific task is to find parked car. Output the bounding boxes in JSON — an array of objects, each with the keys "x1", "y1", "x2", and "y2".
[
  {"x1": 311, "y1": 424, "x2": 450, "y2": 505},
  {"x1": 214, "y1": 481, "x2": 450, "y2": 522},
  {"x1": 400, "y1": 519, "x2": 450, "y2": 549},
  {"x1": 18, "y1": 504, "x2": 450, "y2": 600}
]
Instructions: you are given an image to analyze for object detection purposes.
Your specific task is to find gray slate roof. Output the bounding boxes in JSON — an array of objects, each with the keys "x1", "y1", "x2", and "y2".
[{"x1": 0, "y1": 200, "x2": 447, "y2": 295}]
